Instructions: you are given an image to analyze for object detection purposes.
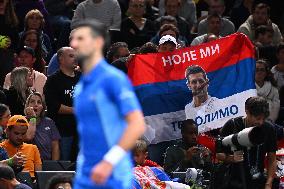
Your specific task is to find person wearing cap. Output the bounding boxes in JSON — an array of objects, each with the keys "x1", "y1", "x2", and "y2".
[
  {"x1": 3, "y1": 46, "x2": 47, "y2": 95},
  {"x1": 158, "y1": 34, "x2": 178, "y2": 52},
  {"x1": 0, "y1": 115, "x2": 42, "y2": 178},
  {"x1": 70, "y1": 19, "x2": 146, "y2": 189}
]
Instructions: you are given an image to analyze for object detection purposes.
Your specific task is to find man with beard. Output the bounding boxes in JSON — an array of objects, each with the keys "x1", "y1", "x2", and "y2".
[
  {"x1": 44, "y1": 47, "x2": 80, "y2": 161},
  {"x1": 185, "y1": 65, "x2": 218, "y2": 119},
  {"x1": 70, "y1": 19, "x2": 145, "y2": 189},
  {"x1": 238, "y1": 3, "x2": 282, "y2": 45}
]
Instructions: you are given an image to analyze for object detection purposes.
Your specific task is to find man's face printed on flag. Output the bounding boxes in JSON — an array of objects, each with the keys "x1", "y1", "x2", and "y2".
[{"x1": 187, "y1": 72, "x2": 209, "y2": 97}]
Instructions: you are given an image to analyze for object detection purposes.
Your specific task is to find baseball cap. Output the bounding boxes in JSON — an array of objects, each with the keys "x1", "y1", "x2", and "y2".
[
  {"x1": 159, "y1": 35, "x2": 177, "y2": 47},
  {"x1": 18, "y1": 46, "x2": 35, "y2": 57},
  {"x1": 7, "y1": 115, "x2": 29, "y2": 127}
]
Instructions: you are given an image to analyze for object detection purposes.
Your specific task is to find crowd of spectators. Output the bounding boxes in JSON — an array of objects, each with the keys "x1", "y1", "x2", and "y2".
[{"x1": 0, "y1": 0, "x2": 284, "y2": 188}]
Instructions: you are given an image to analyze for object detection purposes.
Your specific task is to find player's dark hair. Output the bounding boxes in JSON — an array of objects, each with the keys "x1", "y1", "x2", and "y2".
[{"x1": 71, "y1": 19, "x2": 107, "y2": 39}]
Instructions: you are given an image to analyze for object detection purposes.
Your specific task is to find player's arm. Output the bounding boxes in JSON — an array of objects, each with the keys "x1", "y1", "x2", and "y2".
[
  {"x1": 117, "y1": 110, "x2": 145, "y2": 151},
  {"x1": 91, "y1": 75, "x2": 145, "y2": 184},
  {"x1": 91, "y1": 110, "x2": 145, "y2": 184}
]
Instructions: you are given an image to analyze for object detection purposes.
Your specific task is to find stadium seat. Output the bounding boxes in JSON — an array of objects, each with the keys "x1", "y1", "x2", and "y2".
[
  {"x1": 16, "y1": 171, "x2": 33, "y2": 188},
  {"x1": 42, "y1": 160, "x2": 73, "y2": 171},
  {"x1": 35, "y1": 171, "x2": 75, "y2": 189}
]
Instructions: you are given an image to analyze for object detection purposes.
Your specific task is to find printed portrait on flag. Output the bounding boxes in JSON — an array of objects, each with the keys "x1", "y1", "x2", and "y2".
[{"x1": 128, "y1": 33, "x2": 257, "y2": 144}]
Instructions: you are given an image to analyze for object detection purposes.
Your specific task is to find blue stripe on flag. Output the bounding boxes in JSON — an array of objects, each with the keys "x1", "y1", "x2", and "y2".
[{"x1": 135, "y1": 58, "x2": 256, "y2": 116}]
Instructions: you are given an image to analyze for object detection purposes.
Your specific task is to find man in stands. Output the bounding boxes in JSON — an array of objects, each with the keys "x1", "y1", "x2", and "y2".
[
  {"x1": 0, "y1": 115, "x2": 42, "y2": 178},
  {"x1": 71, "y1": 0, "x2": 121, "y2": 31},
  {"x1": 197, "y1": 0, "x2": 235, "y2": 37},
  {"x1": 238, "y1": 3, "x2": 282, "y2": 45},
  {"x1": 0, "y1": 164, "x2": 32, "y2": 189},
  {"x1": 254, "y1": 25, "x2": 273, "y2": 47},
  {"x1": 218, "y1": 97, "x2": 277, "y2": 189},
  {"x1": 191, "y1": 13, "x2": 221, "y2": 46},
  {"x1": 156, "y1": 0, "x2": 191, "y2": 40},
  {"x1": 44, "y1": 47, "x2": 80, "y2": 161},
  {"x1": 106, "y1": 42, "x2": 130, "y2": 63},
  {"x1": 164, "y1": 119, "x2": 211, "y2": 175},
  {"x1": 158, "y1": 35, "x2": 177, "y2": 52}
]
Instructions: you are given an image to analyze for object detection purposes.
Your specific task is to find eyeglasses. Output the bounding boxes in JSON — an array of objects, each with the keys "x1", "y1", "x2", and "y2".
[{"x1": 256, "y1": 68, "x2": 266, "y2": 72}]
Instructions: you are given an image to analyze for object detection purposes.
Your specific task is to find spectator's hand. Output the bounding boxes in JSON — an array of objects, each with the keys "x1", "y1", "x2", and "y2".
[
  {"x1": 186, "y1": 146, "x2": 199, "y2": 160},
  {"x1": 25, "y1": 107, "x2": 36, "y2": 118},
  {"x1": 12, "y1": 152, "x2": 26, "y2": 168},
  {"x1": 91, "y1": 160, "x2": 113, "y2": 185},
  {"x1": 233, "y1": 150, "x2": 244, "y2": 163}
]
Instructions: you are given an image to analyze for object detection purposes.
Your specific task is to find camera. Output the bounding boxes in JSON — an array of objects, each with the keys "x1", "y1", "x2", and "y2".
[{"x1": 221, "y1": 126, "x2": 264, "y2": 151}]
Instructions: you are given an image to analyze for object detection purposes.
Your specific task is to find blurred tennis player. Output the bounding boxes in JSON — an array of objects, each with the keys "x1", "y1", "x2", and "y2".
[{"x1": 70, "y1": 19, "x2": 146, "y2": 189}]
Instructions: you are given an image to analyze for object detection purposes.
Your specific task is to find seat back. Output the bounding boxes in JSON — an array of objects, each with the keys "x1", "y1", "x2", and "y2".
[{"x1": 42, "y1": 160, "x2": 72, "y2": 171}]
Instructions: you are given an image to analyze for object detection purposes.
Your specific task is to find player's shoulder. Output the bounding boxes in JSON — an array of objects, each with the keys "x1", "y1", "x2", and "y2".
[{"x1": 101, "y1": 61, "x2": 129, "y2": 83}]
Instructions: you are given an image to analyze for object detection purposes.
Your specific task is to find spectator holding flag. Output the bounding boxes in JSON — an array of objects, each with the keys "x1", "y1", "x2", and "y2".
[{"x1": 158, "y1": 35, "x2": 178, "y2": 53}]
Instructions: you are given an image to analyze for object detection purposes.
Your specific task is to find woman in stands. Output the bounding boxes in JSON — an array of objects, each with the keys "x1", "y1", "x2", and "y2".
[
  {"x1": 255, "y1": 59, "x2": 280, "y2": 122},
  {"x1": 4, "y1": 67, "x2": 33, "y2": 115},
  {"x1": 18, "y1": 30, "x2": 46, "y2": 74},
  {"x1": 20, "y1": 9, "x2": 53, "y2": 61},
  {"x1": 0, "y1": 104, "x2": 10, "y2": 141},
  {"x1": 25, "y1": 92, "x2": 61, "y2": 160}
]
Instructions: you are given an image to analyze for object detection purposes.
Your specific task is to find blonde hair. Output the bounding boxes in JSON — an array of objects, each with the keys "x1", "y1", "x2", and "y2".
[
  {"x1": 10, "y1": 67, "x2": 31, "y2": 101},
  {"x1": 133, "y1": 139, "x2": 148, "y2": 154}
]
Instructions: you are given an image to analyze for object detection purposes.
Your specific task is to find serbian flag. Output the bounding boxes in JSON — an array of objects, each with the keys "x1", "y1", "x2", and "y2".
[{"x1": 128, "y1": 33, "x2": 257, "y2": 144}]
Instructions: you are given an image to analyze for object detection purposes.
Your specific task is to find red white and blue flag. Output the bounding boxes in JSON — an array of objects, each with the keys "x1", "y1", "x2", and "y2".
[{"x1": 128, "y1": 33, "x2": 257, "y2": 144}]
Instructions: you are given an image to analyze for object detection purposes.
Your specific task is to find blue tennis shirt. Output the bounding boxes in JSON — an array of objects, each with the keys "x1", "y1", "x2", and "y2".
[{"x1": 73, "y1": 59, "x2": 141, "y2": 189}]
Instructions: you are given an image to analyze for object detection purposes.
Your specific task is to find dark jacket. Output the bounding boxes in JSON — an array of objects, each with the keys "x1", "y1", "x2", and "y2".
[{"x1": 164, "y1": 140, "x2": 212, "y2": 175}]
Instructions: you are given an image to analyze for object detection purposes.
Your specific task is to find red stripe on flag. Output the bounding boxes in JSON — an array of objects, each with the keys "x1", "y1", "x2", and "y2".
[{"x1": 128, "y1": 33, "x2": 255, "y2": 86}]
